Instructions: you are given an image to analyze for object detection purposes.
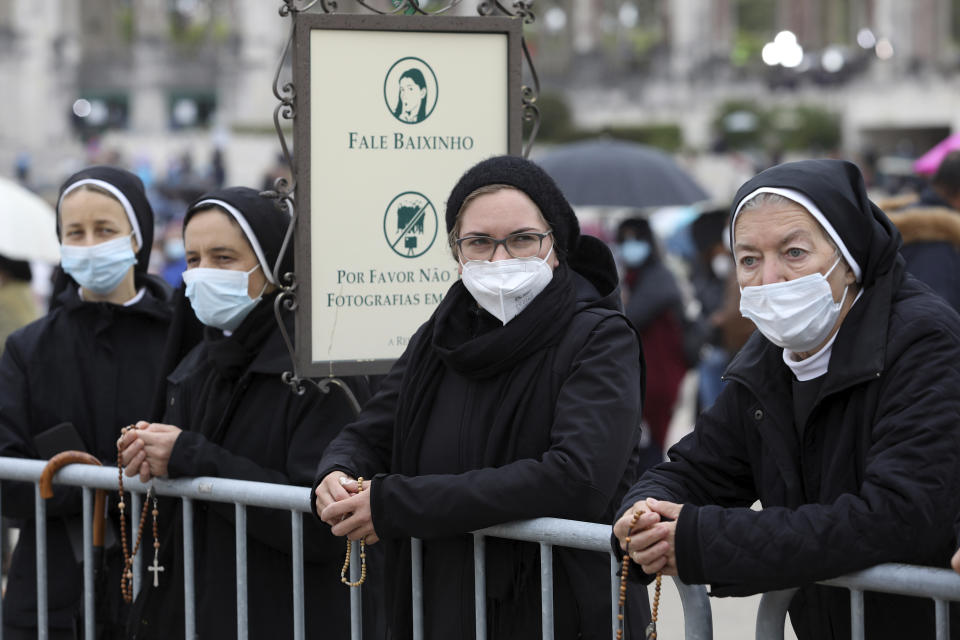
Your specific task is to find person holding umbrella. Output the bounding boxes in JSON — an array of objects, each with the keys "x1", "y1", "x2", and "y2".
[
  {"x1": 0, "y1": 166, "x2": 172, "y2": 639},
  {"x1": 313, "y1": 156, "x2": 650, "y2": 639}
]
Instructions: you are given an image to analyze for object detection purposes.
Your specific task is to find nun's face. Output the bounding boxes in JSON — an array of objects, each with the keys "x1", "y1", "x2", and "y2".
[
  {"x1": 60, "y1": 189, "x2": 137, "y2": 251},
  {"x1": 184, "y1": 208, "x2": 270, "y2": 298},
  {"x1": 456, "y1": 188, "x2": 558, "y2": 273},
  {"x1": 733, "y1": 202, "x2": 855, "y2": 302}
]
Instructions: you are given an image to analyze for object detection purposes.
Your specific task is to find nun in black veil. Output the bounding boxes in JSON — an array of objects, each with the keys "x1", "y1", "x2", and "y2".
[
  {"x1": 0, "y1": 166, "x2": 172, "y2": 639},
  {"x1": 118, "y1": 187, "x2": 382, "y2": 639}
]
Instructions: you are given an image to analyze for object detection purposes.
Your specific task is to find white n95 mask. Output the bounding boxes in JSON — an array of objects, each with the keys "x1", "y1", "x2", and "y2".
[
  {"x1": 460, "y1": 248, "x2": 554, "y2": 325},
  {"x1": 739, "y1": 257, "x2": 848, "y2": 353}
]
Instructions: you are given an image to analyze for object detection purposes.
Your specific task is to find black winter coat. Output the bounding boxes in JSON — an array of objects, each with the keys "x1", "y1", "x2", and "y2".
[
  {"x1": 315, "y1": 265, "x2": 650, "y2": 640},
  {"x1": 126, "y1": 309, "x2": 379, "y2": 640},
  {"x1": 0, "y1": 278, "x2": 172, "y2": 631},
  {"x1": 619, "y1": 271, "x2": 960, "y2": 640}
]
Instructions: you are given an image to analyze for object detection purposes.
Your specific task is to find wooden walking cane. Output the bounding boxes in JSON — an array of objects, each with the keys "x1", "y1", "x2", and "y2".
[{"x1": 40, "y1": 451, "x2": 107, "y2": 549}]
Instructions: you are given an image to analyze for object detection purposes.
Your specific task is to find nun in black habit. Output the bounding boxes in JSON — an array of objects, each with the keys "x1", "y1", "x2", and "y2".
[
  {"x1": 0, "y1": 166, "x2": 172, "y2": 639},
  {"x1": 614, "y1": 159, "x2": 960, "y2": 640},
  {"x1": 118, "y1": 187, "x2": 380, "y2": 640},
  {"x1": 313, "y1": 156, "x2": 651, "y2": 639}
]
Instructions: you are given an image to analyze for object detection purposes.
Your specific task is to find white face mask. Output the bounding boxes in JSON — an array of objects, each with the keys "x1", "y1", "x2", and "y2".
[
  {"x1": 460, "y1": 247, "x2": 554, "y2": 325},
  {"x1": 60, "y1": 234, "x2": 137, "y2": 295},
  {"x1": 183, "y1": 264, "x2": 265, "y2": 332},
  {"x1": 739, "y1": 256, "x2": 849, "y2": 353}
]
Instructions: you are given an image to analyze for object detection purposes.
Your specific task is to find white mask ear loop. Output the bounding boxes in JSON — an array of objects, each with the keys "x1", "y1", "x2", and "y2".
[
  {"x1": 824, "y1": 255, "x2": 849, "y2": 305},
  {"x1": 247, "y1": 263, "x2": 268, "y2": 298}
]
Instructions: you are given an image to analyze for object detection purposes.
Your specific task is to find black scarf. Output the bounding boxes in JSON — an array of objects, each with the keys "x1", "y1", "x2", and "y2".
[
  {"x1": 384, "y1": 263, "x2": 577, "y2": 637},
  {"x1": 394, "y1": 262, "x2": 576, "y2": 473},
  {"x1": 192, "y1": 294, "x2": 278, "y2": 441}
]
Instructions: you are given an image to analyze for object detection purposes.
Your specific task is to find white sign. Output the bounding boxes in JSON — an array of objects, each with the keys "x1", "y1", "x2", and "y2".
[{"x1": 295, "y1": 15, "x2": 521, "y2": 375}]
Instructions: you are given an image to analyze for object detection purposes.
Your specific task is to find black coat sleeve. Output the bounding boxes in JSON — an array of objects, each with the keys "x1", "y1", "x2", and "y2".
[
  {"x1": 622, "y1": 316, "x2": 960, "y2": 595},
  {"x1": 167, "y1": 379, "x2": 363, "y2": 564},
  {"x1": 369, "y1": 315, "x2": 642, "y2": 539},
  {"x1": 310, "y1": 331, "x2": 418, "y2": 520},
  {"x1": 0, "y1": 332, "x2": 82, "y2": 518}
]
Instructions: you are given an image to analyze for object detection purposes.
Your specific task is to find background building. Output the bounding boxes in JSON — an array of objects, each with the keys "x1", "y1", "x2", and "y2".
[{"x1": 1, "y1": 0, "x2": 958, "y2": 199}]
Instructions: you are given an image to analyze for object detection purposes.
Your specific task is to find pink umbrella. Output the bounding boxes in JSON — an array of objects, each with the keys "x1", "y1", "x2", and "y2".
[{"x1": 913, "y1": 132, "x2": 960, "y2": 175}]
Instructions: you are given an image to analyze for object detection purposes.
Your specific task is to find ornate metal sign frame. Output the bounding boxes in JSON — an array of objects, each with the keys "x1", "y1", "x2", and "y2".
[{"x1": 266, "y1": 0, "x2": 539, "y2": 399}]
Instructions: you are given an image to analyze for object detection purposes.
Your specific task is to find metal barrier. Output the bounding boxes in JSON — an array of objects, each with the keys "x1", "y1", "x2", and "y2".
[
  {"x1": 0, "y1": 456, "x2": 714, "y2": 640},
  {"x1": 756, "y1": 564, "x2": 960, "y2": 640}
]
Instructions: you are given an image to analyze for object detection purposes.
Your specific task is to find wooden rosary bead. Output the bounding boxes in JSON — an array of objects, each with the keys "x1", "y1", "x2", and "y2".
[
  {"x1": 118, "y1": 425, "x2": 163, "y2": 602},
  {"x1": 340, "y1": 477, "x2": 368, "y2": 588},
  {"x1": 618, "y1": 508, "x2": 664, "y2": 640}
]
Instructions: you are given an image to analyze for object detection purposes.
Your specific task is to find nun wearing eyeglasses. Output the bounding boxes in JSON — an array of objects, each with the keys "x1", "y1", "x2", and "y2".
[
  {"x1": 117, "y1": 188, "x2": 378, "y2": 639},
  {"x1": 313, "y1": 156, "x2": 651, "y2": 639},
  {"x1": 0, "y1": 166, "x2": 172, "y2": 639},
  {"x1": 613, "y1": 159, "x2": 960, "y2": 640}
]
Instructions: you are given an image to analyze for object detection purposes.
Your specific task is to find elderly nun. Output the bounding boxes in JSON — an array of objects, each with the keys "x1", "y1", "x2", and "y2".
[{"x1": 614, "y1": 159, "x2": 960, "y2": 640}]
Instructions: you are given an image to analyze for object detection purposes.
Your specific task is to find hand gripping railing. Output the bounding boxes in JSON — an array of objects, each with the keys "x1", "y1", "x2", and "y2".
[
  {"x1": 755, "y1": 564, "x2": 960, "y2": 640},
  {"x1": 0, "y1": 456, "x2": 714, "y2": 640}
]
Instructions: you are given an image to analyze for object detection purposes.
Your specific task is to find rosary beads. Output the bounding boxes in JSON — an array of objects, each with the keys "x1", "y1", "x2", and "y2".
[
  {"x1": 340, "y1": 476, "x2": 368, "y2": 587},
  {"x1": 118, "y1": 425, "x2": 163, "y2": 602},
  {"x1": 618, "y1": 508, "x2": 663, "y2": 640}
]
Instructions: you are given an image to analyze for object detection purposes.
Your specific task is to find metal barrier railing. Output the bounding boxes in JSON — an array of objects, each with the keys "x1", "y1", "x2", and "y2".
[
  {"x1": 755, "y1": 564, "x2": 960, "y2": 640},
  {"x1": 0, "y1": 456, "x2": 714, "y2": 640}
]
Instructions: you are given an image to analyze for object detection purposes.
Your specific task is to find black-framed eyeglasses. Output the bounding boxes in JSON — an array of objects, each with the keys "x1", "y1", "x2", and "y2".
[{"x1": 456, "y1": 230, "x2": 553, "y2": 261}]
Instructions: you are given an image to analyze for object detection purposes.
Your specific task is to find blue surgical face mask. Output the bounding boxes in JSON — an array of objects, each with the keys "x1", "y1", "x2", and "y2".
[
  {"x1": 620, "y1": 239, "x2": 651, "y2": 267},
  {"x1": 60, "y1": 234, "x2": 137, "y2": 295},
  {"x1": 183, "y1": 263, "x2": 265, "y2": 332}
]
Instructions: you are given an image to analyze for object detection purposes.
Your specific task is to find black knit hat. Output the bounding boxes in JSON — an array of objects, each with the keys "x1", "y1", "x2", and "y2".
[
  {"x1": 445, "y1": 155, "x2": 581, "y2": 258},
  {"x1": 185, "y1": 187, "x2": 293, "y2": 285}
]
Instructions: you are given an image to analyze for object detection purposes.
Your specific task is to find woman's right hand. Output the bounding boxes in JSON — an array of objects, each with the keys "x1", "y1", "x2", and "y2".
[
  {"x1": 315, "y1": 471, "x2": 358, "y2": 515},
  {"x1": 117, "y1": 421, "x2": 182, "y2": 482}
]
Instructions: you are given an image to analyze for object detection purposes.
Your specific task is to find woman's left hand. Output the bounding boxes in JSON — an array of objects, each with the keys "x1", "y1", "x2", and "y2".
[{"x1": 320, "y1": 482, "x2": 380, "y2": 544}]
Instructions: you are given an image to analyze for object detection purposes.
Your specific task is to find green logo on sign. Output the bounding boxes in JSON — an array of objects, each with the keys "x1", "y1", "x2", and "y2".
[
  {"x1": 383, "y1": 191, "x2": 438, "y2": 258},
  {"x1": 383, "y1": 57, "x2": 438, "y2": 125}
]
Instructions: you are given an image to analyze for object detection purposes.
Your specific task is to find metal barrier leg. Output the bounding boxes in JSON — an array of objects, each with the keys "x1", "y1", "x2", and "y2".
[
  {"x1": 609, "y1": 555, "x2": 619, "y2": 640},
  {"x1": 755, "y1": 588, "x2": 797, "y2": 640},
  {"x1": 291, "y1": 511, "x2": 305, "y2": 640},
  {"x1": 350, "y1": 537, "x2": 363, "y2": 640},
  {"x1": 411, "y1": 538, "x2": 424, "y2": 640},
  {"x1": 672, "y1": 577, "x2": 713, "y2": 640},
  {"x1": 34, "y1": 484, "x2": 48, "y2": 640},
  {"x1": 236, "y1": 504, "x2": 248, "y2": 640},
  {"x1": 183, "y1": 497, "x2": 196, "y2": 640},
  {"x1": 935, "y1": 598, "x2": 949, "y2": 640},
  {"x1": 130, "y1": 492, "x2": 142, "y2": 600},
  {"x1": 540, "y1": 543, "x2": 554, "y2": 640},
  {"x1": 473, "y1": 533, "x2": 487, "y2": 640},
  {"x1": 82, "y1": 488, "x2": 95, "y2": 640},
  {"x1": 849, "y1": 589, "x2": 864, "y2": 640}
]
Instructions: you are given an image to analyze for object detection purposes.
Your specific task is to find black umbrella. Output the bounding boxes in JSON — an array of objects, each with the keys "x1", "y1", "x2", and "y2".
[{"x1": 537, "y1": 139, "x2": 709, "y2": 209}]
